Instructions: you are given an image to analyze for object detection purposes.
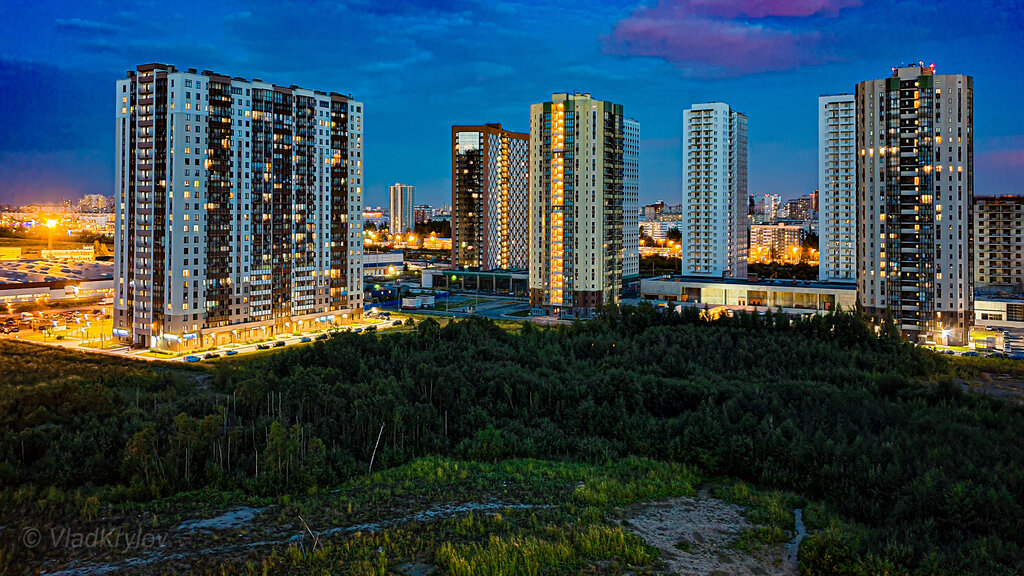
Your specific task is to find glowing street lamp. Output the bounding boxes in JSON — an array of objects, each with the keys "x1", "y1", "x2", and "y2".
[{"x1": 46, "y1": 219, "x2": 58, "y2": 251}]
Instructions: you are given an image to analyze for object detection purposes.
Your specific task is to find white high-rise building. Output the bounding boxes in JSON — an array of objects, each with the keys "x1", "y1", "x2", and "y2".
[
  {"x1": 681, "y1": 102, "x2": 748, "y2": 278},
  {"x1": 818, "y1": 94, "x2": 856, "y2": 283},
  {"x1": 389, "y1": 183, "x2": 415, "y2": 235},
  {"x1": 529, "y1": 92, "x2": 625, "y2": 317},
  {"x1": 113, "y1": 63, "x2": 364, "y2": 349},
  {"x1": 623, "y1": 118, "x2": 640, "y2": 279},
  {"x1": 857, "y1": 64, "x2": 973, "y2": 344}
]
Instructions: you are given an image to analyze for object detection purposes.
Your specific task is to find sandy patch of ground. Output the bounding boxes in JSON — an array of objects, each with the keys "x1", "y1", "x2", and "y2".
[{"x1": 621, "y1": 490, "x2": 795, "y2": 576}]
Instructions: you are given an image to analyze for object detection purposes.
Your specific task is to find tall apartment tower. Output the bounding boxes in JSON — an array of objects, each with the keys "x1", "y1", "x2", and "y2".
[
  {"x1": 681, "y1": 102, "x2": 748, "y2": 278},
  {"x1": 856, "y1": 64, "x2": 973, "y2": 343},
  {"x1": 114, "y1": 63, "x2": 364, "y2": 349},
  {"x1": 389, "y1": 183, "x2": 414, "y2": 234},
  {"x1": 622, "y1": 118, "x2": 640, "y2": 279},
  {"x1": 529, "y1": 92, "x2": 624, "y2": 317},
  {"x1": 974, "y1": 195, "x2": 1024, "y2": 292},
  {"x1": 451, "y1": 123, "x2": 530, "y2": 270},
  {"x1": 818, "y1": 94, "x2": 856, "y2": 283}
]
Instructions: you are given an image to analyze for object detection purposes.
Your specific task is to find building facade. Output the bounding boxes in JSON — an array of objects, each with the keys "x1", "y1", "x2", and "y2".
[
  {"x1": 681, "y1": 102, "x2": 748, "y2": 278},
  {"x1": 761, "y1": 194, "x2": 782, "y2": 221},
  {"x1": 784, "y1": 194, "x2": 817, "y2": 221},
  {"x1": 749, "y1": 223, "x2": 804, "y2": 263},
  {"x1": 856, "y1": 64, "x2": 973, "y2": 343},
  {"x1": 389, "y1": 183, "x2": 414, "y2": 234},
  {"x1": 79, "y1": 194, "x2": 113, "y2": 213},
  {"x1": 818, "y1": 94, "x2": 856, "y2": 283},
  {"x1": 640, "y1": 220, "x2": 671, "y2": 241},
  {"x1": 529, "y1": 93, "x2": 624, "y2": 317},
  {"x1": 114, "y1": 63, "x2": 364, "y2": 349},
  {"x1": 974, "y1": 195, "x2": 1024, "y2": 293},
  {"x1": 451, "y1": 123, "x2": 529, "y2": 270},
  {"x1": 414, "y1": 204, "x2": 433, "y2": 224},
  {"x1": 623, "y1": 118, "x2": 640, "y2": 279}
]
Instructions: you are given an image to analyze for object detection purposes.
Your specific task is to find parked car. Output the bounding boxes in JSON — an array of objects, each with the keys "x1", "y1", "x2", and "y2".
[
  {"x1": 203, "y1": 352, "x2": 220, "y2": 359},
  {"x1": 963, "y1": 351, "x2": 979, "y2": 357},
  {"x1": 256, "y1": 344, "x2": 271, "y2": 350},
  {"x1": 364, "y1": 325, "x2": 377, "y2": 333},
  {"x1": 353, "y1": 327, "x2": 363, "y2": 333},
  {"x1": 393, "y1": 320, "x2": 403, "y2": 326},
  {"x1": 1008, "y1": 353, "x2": 1024, "y2": 361},
  {"x1": 273, "y1": 341, "x2": 286, "y2": 348},
  {"x1": 185, "y1": 355, "x2": 202, "y2": 363},
  {"x1": 315, "y1": 334, "x2": 329, "y2": 341},
  {"x1": 225, "y1": 350, "x2": 238, "y2": 356},
  {"x1": 300, "y1": 336, "x2": 312, "y2": 343},
  {"x1": 92, "y1": 309, "x2": 102, "y2": 315}
]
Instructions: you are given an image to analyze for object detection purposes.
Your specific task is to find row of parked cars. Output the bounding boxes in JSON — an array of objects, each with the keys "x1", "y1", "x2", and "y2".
[
  {"x1": 941, "y1": 349, "x2": 1024, "y2": 360},
  {"x1": 183, "y1": 320, "x2": 404, "y2": 362},
  {"x1": 1, "y1": 318, "x2": 20, "y2": 334}
]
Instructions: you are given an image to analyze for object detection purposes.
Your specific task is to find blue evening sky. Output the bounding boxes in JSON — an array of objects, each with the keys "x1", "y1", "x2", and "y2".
[{"x1": 0, "y1": 0, "x2": 1021, "y2": 208}]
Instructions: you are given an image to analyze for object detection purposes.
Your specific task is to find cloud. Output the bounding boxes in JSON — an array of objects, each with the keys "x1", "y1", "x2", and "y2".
[
  {"x1": 687, "y1": 0, "x2": 861, "y2": 18},
  {"x1": 602, "y1": 0, "x2": 861, "y2": 77},
  {"x1": 360, "y1": 50, "x2": 435, "y2": 73},
  {"x1": 55, "y1": 17, "x2": 120, "y2": 34},
  {"x1": 979, "y1": 148, "x2": 1024, "y2": 168},
  {"x1": 472, "y1": 61, "x2": 514, "y2": 80}
]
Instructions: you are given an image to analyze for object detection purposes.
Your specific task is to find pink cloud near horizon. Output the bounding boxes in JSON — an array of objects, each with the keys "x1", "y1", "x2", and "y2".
[
  {"x1": 688, "y1": 0, "x2": 862, "y2": 18},
  {"x1": 603, "y1": 0, "x2": 862, "y2": 76},
  {"x1": 978, "y1": 148, "x2": 1024, "y2": 168}
]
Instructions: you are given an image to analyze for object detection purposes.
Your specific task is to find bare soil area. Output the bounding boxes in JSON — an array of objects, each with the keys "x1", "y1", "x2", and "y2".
[{"x1": 621, "y1": 490, "x2": 796, "y2": 576}]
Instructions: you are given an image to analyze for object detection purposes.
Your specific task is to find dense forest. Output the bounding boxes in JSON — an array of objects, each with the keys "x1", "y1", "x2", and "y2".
[{"x1": 2, "y1": 305, "x2": 1023, "y2": 574}]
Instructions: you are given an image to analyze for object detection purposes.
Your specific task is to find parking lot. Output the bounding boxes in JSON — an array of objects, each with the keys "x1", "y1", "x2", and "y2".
[{"x1": 0, "y1": 307, "x2": 412, "y2": 363}]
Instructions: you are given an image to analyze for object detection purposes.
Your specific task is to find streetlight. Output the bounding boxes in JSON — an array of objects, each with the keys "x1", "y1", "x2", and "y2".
[{"x1": 45, "y1": 219, "x2": 57, "y2": 251}]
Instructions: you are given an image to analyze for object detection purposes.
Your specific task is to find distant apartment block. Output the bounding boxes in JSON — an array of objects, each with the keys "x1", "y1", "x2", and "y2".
[
  {"x1": 114, "y1": 63, "x2": 364, "y2": 349},
  {"x1": 783, "y1": 194, "x2": 817, "y2": 221},
  {"x1": 79, "y1": 194, "x2": 113, "y2": 213},
  {"x1": 974, "y1": 195, "x2": 1024, "y2": 292},
  {"x1": 529, "y1": 92, "x2": 625, "y2": 317},
  {"x1": 818, "y1": 94, "x2": 856, "y2": 283},
  {"x1": 644, "y1": 201, "x2": 666, "y2": 221},
  {"x1": 389, "y1": 183, "x2": 415, "y2": 234},
  {"x1": 857, "y1": 64, "x2": 973, "y2": 344},
  {"x1": 681, "y1": 102, "x2": 748, "y2": 278},
  {"x1": 762, "y1": 193, "x2": 782, "y2": 221},
  {"x1": 414, "y1": 204, "x2": 433, "y2": 224},
  {"x1": 750, "y1": 223, "x2": 804, "y2": 263},
  {"x1": 451, "y1": 123, "x2": 529, "y2": 270},
  {"x1": 640, "y1": 220, "x2": 674, "y2": 241}
]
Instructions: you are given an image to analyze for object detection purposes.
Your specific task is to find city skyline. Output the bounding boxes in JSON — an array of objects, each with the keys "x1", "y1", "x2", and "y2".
[{"x1": 2, "y1": 1, "x2": 1023, "y2": 208}]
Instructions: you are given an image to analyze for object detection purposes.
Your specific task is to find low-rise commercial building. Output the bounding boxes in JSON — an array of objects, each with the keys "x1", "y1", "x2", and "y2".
[{"x1": 640, "y1": 275, "x2": 857, "y2": 314}]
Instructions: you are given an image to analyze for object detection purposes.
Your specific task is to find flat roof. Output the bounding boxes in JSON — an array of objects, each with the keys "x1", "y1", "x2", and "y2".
[{"x1": 642, "y1": 275, "x2": 857, "y2": 291}]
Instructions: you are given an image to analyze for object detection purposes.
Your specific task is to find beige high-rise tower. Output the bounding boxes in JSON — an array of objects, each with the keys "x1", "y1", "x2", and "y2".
[
  {"x1": 856, "y1": 63, "x2": 973, "y2": 344},
  {"x1": 528, "y1": 92, "x2": 625, "y2": 318}
]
